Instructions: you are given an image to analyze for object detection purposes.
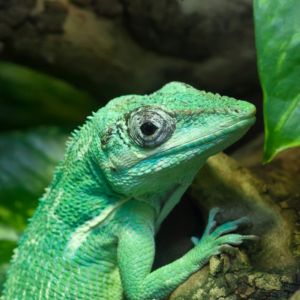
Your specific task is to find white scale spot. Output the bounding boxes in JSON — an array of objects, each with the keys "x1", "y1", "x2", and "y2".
[
  {"x1": 48, "y1": 190, "x2": 64, "y2": 222},
  {"x1": 77, "y1": 138, "x2": 92, "y2": 161},
  {"x1": 45, "y1": 280, "x2": 52, "y2": 299}
]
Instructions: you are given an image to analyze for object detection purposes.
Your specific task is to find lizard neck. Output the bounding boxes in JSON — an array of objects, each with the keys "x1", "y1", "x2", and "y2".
[
  {"x1": 4, "y1": 154, "x2": 123, "y2": 299},
  {"x1": 4, "y1": 158, "x2": 123, "y2": 299},
  {"x1": 18, "y1": 149, "x2": 120, "y2": 256}
]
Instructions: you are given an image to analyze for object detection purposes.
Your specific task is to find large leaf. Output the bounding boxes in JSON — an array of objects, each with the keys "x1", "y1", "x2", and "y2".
[
  {"x1": 0, "y1": 62, "x2": 97, "y2": 130},
  {"x1": 0, "y1": 128, "x2": 68, "y2": 291},
  {"x1": 254, "y1": 0, "x2": 300, "y2": 162}
]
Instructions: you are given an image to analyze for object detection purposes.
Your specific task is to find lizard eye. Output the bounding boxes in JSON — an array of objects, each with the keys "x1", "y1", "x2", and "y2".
[
  {"x1": 127, "y1": 107, "x2": 176, "y2": 148},
  {"x1": 140, "y1": 121, "x2": 158, "y2": 136}
]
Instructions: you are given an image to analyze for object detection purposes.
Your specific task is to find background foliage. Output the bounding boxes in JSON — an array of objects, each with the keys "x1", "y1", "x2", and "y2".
[{"x1": 0, "y1": 63, "x2": 97, "y2": 291}]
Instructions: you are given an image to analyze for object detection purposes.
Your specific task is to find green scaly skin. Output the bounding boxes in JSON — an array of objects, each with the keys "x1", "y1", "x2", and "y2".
[{"x1": 2, "y1": 82, "x2": 256, "y2": 300}]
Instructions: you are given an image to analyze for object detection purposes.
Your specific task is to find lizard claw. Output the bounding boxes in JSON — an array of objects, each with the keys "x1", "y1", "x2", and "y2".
[
  {"x1": 191, "y1": 236, "x2": 200, "y2": 246},
  {"x1": 204, "y1": 207, "x2": 221, "y2": 236},
  {"x1": 210, "y1": 216, "x2": 251, "y2": 238},
  {"x1": 192, "y1": 207, "x2": 220, "y2": 245}
]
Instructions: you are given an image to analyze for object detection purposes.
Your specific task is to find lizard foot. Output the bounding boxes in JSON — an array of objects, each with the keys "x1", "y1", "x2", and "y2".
[{"x1": 191, "y1": 207, "x2": 256, "y2": 258}]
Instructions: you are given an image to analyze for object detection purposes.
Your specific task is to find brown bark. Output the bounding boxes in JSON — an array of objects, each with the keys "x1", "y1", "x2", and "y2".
[
  {"x1": 0, "y1": 0, "x2": 258, "y2": 101},
  {"x1": 168, "y1": 138, "x2": 300, "y2": 299}
]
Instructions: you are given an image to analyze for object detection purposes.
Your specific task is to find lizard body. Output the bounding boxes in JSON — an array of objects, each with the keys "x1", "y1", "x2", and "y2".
[{"x1": 2, "y1": 82, "x2": 256, "y2": 300}]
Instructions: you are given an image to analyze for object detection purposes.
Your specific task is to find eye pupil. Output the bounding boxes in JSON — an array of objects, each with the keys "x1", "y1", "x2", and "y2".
[{"x1": 140, "y1": 121, "x2": 158, "y2": 136}]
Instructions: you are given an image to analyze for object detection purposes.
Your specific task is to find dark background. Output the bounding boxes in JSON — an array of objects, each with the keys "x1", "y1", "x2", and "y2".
[{"x1": 0, "y1": 0, "x2": 263, "y2": 146}]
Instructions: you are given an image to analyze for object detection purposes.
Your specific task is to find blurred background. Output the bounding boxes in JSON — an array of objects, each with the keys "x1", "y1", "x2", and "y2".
[
  {"x1": 0, "y1": 0, "x2": 263, "y2": 132},
  {"x1": 0, "y1": 0, "x2": 264, "y2": 291}
]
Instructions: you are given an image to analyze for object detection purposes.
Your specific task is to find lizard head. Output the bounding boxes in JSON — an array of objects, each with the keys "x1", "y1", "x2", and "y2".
[{"x1": 93, "y1": 82, "x2": 256, "y2": 197}]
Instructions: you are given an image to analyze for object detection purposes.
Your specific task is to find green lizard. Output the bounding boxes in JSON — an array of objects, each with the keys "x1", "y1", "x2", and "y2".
[{"x1": 2, "y1": 82, "x2": 256, "y2": 300}]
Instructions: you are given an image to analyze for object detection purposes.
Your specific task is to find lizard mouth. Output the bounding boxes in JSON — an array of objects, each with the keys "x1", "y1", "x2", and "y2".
[
  {"x1": 160, "y1": 116, "x2": 254, "y2": 155},
  {"x1": 135, "y1": 115, "x2": 255, "y2": 169},
  {"x1": 116, "y1": 113, "x2": 255, "y2": 173}
]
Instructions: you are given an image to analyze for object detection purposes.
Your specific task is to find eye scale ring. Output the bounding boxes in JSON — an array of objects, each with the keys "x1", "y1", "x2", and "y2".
[{"x1": 127, "y1": 106, "x2": 176, "y2": 148}]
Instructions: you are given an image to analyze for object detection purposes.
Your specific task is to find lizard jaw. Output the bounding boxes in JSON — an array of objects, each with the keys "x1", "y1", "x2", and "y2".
[{"x1": 130, "y1": 115, "x2": 255, "y2": 172}]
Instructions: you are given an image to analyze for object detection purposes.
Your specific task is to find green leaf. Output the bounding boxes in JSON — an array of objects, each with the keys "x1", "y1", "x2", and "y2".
[
  {"x1": 254, "y1": 0, "x2": 300, "y2": 162},
  {"x1": 0, "y1": 128, "x2": 68, "y2": 290},
  {"x1": 0, "y1": 62, "x2": 97, "y2": 130}
]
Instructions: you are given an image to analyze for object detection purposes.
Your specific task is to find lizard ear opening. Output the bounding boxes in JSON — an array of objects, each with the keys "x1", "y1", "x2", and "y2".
[{"x1": 127, "y1": 106, "x2": 176, "y2": 148}]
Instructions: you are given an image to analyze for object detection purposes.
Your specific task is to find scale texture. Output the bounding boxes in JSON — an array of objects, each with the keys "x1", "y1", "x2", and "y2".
[{"x1": 2, "y1": 82, "x2": 256, "y2": 300}]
